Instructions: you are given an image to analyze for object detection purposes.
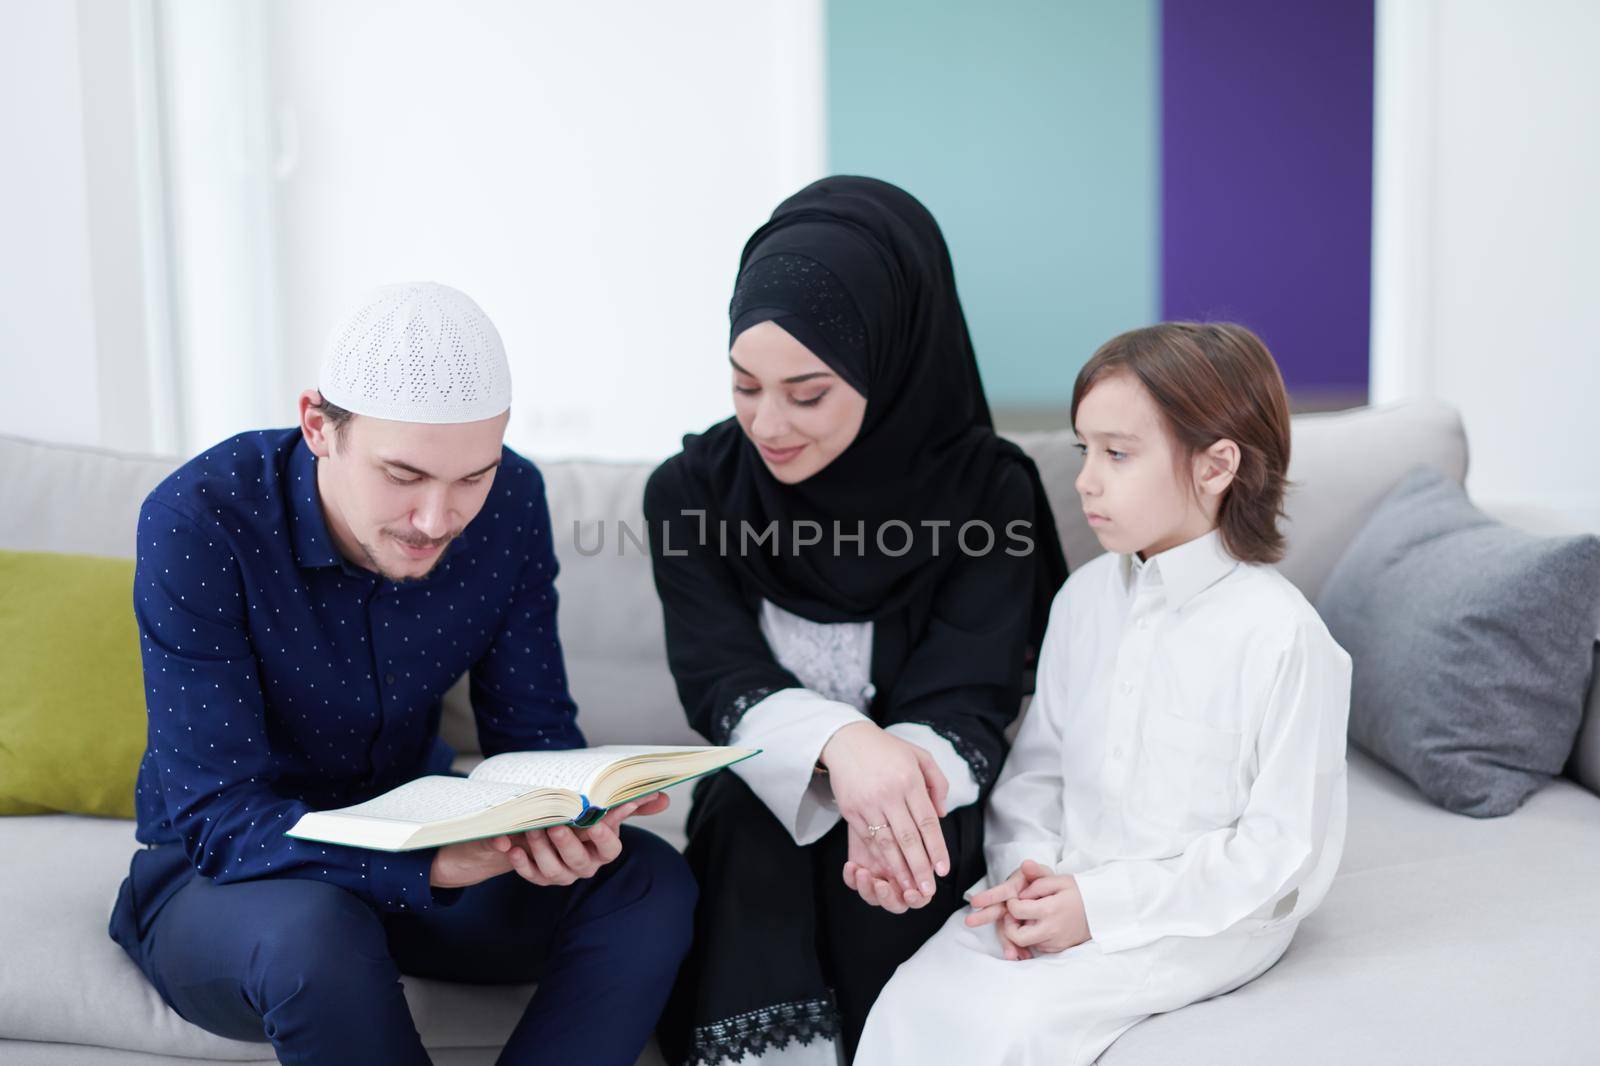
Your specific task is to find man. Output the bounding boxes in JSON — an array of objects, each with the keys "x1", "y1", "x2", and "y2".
[{"x1": 109, "y1": 282, "x2": 695, "y2": 1065}]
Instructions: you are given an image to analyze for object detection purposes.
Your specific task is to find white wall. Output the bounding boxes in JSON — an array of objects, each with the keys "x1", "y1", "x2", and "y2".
[
  {"x1": 24, "y1": 0, "x2": 1596, "y2": 501},
  {"x1": 4, "y1": 0, "x2": 824, "y2": 461},
  {"x1": 1373, "y1": 0, "x2": 1600, "y2": 529},
  {"x1": 263, "y1": 0, "x2": 826, "y2": 461},
  {"x1": 0, "y1": 0, "x2": 101, "y2": 447}
]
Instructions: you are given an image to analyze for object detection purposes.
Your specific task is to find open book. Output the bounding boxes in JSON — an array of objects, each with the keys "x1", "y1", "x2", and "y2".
[{"x1": 286, "y1": 744, "x2": 757, "y2": 852}]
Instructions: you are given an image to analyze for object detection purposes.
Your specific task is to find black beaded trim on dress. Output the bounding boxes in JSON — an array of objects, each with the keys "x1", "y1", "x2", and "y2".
[
  {"x1": 683, "y1": 995, "x2": 840, "y2": 1066},
  {"x1": 904, "y1": 719, "x2": 995, "y2": 789},
  {"x1": 712, "y1": 686, "x2": 779, "y2": 746}
]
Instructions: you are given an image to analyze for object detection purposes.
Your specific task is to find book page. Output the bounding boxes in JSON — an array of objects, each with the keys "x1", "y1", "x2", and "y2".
[
  {"x1": 330, "y1": 775, "x2": 526, "y2": 824},
  {"x1": 470, "y1": 745, "x2": 713, "y2": 792}
]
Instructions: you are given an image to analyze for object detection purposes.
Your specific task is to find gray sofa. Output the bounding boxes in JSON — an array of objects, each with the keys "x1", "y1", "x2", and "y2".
[{"x1": 2, "y1": 399, "x2": 1598, "y2": 1064}]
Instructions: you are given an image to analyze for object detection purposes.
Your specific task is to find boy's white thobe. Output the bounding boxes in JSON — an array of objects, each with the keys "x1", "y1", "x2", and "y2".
[{"x1": 858, "y1": 531, "x2": 1352, "y2": 1065}]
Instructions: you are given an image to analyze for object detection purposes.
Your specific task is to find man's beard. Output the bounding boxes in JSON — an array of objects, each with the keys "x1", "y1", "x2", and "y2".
[{"x1": 359, "y1": 530, "x2": 456, "y2": 584}]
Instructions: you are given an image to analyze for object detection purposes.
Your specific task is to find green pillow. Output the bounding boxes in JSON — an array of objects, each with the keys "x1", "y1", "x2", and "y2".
[{"x1": 0, "y1": 549, "x2": 145, "y2": 817}]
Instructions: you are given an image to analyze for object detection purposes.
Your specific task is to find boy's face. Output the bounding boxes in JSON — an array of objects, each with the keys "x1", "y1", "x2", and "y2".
[
  {"x1": 1072, "y1": 372, "x2": 1215, "y2": 559},
  {"x1": 301, "y1": 394, "x2": 510, "y2": 583}
]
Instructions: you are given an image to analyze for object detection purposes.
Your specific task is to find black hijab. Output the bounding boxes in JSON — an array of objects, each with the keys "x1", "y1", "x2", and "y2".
[{"x1": 676, "y1": 176, "x2": 1067, "y2": 644}]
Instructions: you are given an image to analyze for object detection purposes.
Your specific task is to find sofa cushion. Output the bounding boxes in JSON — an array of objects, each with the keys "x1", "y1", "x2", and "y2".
[
  {"x1": 0, "y1": 815, "x2": 528, "y2": 1060},
  {"x1": 0, "y1": 550, "x2": 145, "y2": 816},
  {"x1": 1317, "y1": 467, "x2": 1600, "y2": 816},
  {"x1": 0, "y1": 434, "x2": 177, "y2": 559},
  {"x1": 1102, "y1": 751, "x2": 1600, "y2": 1064},
  {"x1": 1273, "y1": 400, "x2": 1469, "y2": 602}
]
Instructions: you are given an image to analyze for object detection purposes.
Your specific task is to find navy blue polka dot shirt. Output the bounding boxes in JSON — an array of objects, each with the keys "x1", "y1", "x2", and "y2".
[{"x1": 131, "y1": 429, "x2": 584, "y2": 912}]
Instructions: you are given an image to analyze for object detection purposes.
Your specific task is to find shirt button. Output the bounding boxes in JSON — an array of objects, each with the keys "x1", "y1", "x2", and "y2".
[
  {"x1": 1121, "y1": 680, "x2": 1134, "y2": 695},
  {"x1": 385, "y1": 673, "x2": 396, "y2": 685},
  {"x1": 1137, "y1": 618, "x2": 1150, "y2": 630},
  {"x1": 1112, "y1": 746, "x2": 1124, "y2": 760}
]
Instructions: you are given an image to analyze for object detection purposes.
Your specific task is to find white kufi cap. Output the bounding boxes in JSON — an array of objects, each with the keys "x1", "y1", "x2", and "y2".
[{"x1": 319, "y1": 282, "x2": 512, "y2": 424}]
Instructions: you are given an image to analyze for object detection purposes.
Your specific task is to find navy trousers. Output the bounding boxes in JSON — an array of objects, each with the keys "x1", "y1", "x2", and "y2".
[{"x1": 110, "y1": 826, "x2": 696, "y2": 1066}]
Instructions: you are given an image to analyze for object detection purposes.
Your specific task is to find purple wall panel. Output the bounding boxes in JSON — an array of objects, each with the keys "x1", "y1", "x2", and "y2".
[{"x1": 1161, "y1": 0, "x2": 1374, "y2": 398}]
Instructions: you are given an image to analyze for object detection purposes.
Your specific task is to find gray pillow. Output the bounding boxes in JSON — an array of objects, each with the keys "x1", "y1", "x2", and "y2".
[{"x1": 1316, "y1": 466, "x2": 1600, "y2": 817}]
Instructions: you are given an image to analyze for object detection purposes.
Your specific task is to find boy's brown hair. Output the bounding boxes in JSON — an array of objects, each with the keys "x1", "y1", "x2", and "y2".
[{"x1": 1070, "y1": 322, "x2": 1292, "y2": 564}]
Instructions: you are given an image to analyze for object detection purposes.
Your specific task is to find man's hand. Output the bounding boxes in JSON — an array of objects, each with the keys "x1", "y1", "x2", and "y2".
[{"x1": 430, "y1": 792, "x2": 670, "y2": 889}]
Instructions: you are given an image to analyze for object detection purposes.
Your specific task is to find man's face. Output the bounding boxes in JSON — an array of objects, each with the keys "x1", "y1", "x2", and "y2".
[{"x1": 304, "y1": 398, "x2": 510, "y2": 582}]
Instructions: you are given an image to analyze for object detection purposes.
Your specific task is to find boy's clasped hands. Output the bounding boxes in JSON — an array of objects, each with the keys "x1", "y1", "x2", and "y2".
[
  {"x1": 966, "y1": 860, "x2": 1091, "y2": 961},
  {"x1": 844, "y1": 833, "x2": 1092, "y2": 961}
]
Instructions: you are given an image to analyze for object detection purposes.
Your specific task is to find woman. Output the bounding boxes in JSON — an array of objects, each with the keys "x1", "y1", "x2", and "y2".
[{"x1": 647, "y1": 176, "x2": 1068, "y2": 1064}]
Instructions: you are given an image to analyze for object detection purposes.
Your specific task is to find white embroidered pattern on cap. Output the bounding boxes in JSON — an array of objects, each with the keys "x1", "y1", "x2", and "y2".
[{"x1": 319, "y1": 282, "x2": 512, "y2": 424}]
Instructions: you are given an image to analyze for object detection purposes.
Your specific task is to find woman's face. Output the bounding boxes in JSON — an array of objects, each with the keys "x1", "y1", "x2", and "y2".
[{"x1": 730, "y1": 320, "x2": 867, "y2": 484}]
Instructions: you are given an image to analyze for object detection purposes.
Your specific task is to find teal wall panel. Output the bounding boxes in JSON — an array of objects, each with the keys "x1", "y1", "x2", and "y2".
[{"x1": 826, "y1": 0, "x2": 1159, "y2": 411}]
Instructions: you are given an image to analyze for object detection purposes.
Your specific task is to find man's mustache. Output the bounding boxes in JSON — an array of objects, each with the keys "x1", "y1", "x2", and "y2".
[{"x1": 388, "y1": 530, "x2": 456, "y2": 549}]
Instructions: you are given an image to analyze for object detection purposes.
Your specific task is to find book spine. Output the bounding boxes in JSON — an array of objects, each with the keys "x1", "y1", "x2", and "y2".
[{"x1": 572, "y1": 794, "x2": 605, "y2": 828}]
